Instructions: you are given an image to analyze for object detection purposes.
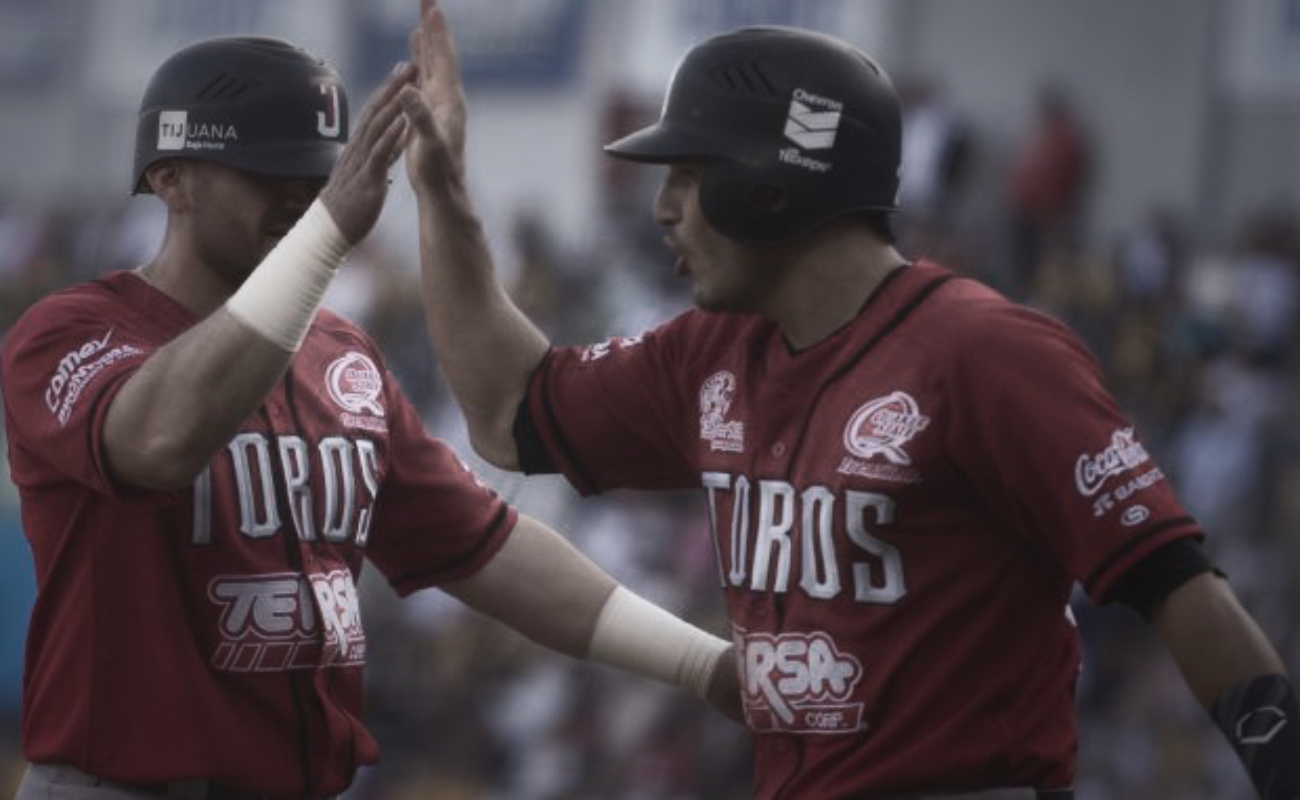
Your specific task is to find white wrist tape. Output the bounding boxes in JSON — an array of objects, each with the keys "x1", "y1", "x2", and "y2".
[
  {"x1": 587, "y1": 586, "x2": 731, "y2": 699},
  {"x1": 225, "y1": 199, "x2": 350, "y2": 351}
]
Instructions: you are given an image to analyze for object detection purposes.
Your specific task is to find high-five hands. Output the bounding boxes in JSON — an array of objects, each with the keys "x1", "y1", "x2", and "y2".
[
  {"x1": 318, "y1": 62, "x2": 416, "y2": 244},
  {"x1": 399, "y1": 0, "x2": 469, "y2": 191}
]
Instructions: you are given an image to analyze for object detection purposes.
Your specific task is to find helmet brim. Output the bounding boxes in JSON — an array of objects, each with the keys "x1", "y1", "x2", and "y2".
[{"x1": 604, "y1": 122, "x2": 727, "y2": 164}]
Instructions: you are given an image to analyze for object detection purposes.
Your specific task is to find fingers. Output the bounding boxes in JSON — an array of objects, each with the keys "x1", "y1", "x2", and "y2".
[
  {"x1": 351, "y1": 63, "x2": 417, "y2": 149},
  {"x1": 408, "y1": 28, "x2": 424, "y2": 76},
  {"x1": 397, "y1": 85, "x2": 434, "y2": 136},
  {"x1": 412, "y1": 0, "x2": 463, "y2": 93},
  {"x1": 334, "y1": 62, "x2": 415, "y2": 186},
  {"x1": 372, "y1": 106, "x2": 410, "y2": 171},
  {"x1": 317, "y1": 62, "x2": 417, "y2": 242}
]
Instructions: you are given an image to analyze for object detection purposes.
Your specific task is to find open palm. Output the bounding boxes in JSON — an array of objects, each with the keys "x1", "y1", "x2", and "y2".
[{"x1": 402, "y1": 0, "x2": 469, "y2": 188}]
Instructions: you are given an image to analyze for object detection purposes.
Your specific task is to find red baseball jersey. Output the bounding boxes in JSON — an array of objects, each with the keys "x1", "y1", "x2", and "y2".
[
  {"x1": 524, "y1": 261, "x2": 1202, "y2": 798},
  {"x1": 2, "y1": 271, "x2": 515, "y2": 797}
]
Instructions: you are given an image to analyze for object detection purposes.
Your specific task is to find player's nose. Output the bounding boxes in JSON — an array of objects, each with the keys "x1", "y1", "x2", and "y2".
[{"x1": 652, "y1": 176, "x2": 683, "y2": 228}]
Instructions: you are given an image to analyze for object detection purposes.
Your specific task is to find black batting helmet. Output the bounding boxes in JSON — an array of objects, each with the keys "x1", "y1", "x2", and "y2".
[
  {"x1": 132, "y1": 36, "x2": 349, "y2": 194},
  {"x1": 605, "y1": 26, "x2": 900, "y2": 246}
]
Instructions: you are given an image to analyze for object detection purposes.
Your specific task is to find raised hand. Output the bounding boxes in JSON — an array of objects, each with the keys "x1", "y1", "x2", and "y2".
[
  {"x1": 400, "y1": 0, "x2": 469, "y2": 190},
  {"x1": 318, "y1": 62, "x2": 416, "y2": 244}
]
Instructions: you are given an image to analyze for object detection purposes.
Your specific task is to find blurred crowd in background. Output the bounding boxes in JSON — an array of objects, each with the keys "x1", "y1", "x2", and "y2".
[{"x1": 1, "y1": 61, "x2": 1299, "y2": 800}]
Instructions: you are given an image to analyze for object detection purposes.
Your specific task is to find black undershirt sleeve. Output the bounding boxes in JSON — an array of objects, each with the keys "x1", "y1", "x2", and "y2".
[
  {"x1": 1108, "y1": 537, "x2": 1215, "y2": 620},
  {"x1": 513, "y1": 396, "x2": 559, "y2": 475}
]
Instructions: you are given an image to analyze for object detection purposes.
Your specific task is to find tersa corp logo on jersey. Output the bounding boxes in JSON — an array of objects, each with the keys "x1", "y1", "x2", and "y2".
[
  {"x1": 779, "y1": 88, "x2": 842, "y2": 173},
  {"x1": 208, "y1": 569, "x2": 366, "y2": 673},
  {"x1": 699, "y1": 371, "x2": 745, "y2": 453},
  {"x1": 157, "y1": 110, "x2": 239, "y2": 152},
  {"x1": 326, "y1": 351, "x2": 387, "y2": 434},
  {"x1": 740, "y1": 629, "x2": 866, "y2": 734},
  {"x1": 836, "y1": 391, "x2": 929, "y2": 484},
  {"x1": 44, "y1": 329, "x2": 144, "y2": 426}
]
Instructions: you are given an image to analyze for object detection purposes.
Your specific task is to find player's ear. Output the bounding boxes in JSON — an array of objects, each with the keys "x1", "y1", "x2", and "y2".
[{"x1": 145, "y1": 160, "x2": 189, "y2": 211}]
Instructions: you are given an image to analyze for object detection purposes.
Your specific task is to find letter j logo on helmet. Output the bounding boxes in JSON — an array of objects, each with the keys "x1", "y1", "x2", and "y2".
[{"x1": 316, "y1": 80, "x2": 342, "y2": 138}]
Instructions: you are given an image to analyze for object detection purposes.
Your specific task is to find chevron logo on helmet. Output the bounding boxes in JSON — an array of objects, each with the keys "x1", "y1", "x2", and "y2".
[{"x1": 784, "y1": 88, "x2": 843, "y2": 150}]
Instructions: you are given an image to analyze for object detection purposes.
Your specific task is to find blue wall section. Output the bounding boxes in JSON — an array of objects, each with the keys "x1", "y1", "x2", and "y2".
[{"x1": 0, "y1": 511, "x2": 33, "y2": 713}]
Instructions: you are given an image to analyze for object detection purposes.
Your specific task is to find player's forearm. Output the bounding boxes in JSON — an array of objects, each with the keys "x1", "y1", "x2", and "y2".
[
  {"x1": 106, "y1": 200, "x2": 352, "y2": 490},
  {"x1": 1154, "y1": 572, "x2": 1285, "y2": 707},
  {"x1": 1154, "y1": 572, "x2": 1298, "y2": 799},
  {"x1": 414, "y1": 178, "x2": 549, "y2": 469},
  {"x1": 103, "y1": 311, "x2": 295, "y2": 490},
  {"x1": 443, "y1": 514, "x2": 620, "y2": 657},
  {"x1": 444, "y1": 515, "x2": 736, "y2": 710}
]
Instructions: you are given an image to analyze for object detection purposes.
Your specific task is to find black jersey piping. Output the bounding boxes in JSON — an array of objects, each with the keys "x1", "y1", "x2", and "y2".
[
  {"x1": 783, "y1": 270, "x2": 955, "y2": 471},
  {"x1": 386, "y1": 503, "x2": 513, "y2": 590},
  {"x1": 1083, "y1": 517, "x2": 1200, "y2": 598},
  {"x1": 769, "y1": 268, "x2": 951, "y2": 632},
  {"x1": 535, "y1": 353, "x2": 602, "y2": 493},
  {"x1": 283, "y1": 364, "x2": 385, "y2": 790},
  {"x1": 776, "y1": 734, "x2": 807, "y2": 800},
  {"x1": 781, "y1": 260, "x2": 914, "y2": 356},
  {"x1": 271, "y1": 369, "x2": 321, "y2": 798}
]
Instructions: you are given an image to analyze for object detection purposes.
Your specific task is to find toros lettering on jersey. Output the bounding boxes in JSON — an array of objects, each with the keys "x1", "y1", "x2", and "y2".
[
  {"x1": 191, "y1": 433, "x2": 380, "y2": 546},
  {"x1": 702, "y1": 472, "x2": 906, "y2": 605}
]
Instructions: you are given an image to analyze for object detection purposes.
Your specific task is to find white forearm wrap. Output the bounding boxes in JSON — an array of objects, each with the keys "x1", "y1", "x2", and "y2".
[
  {"x1": 225, "y1": 199, "x2": 350, "y2": 351},
  {"x1": 587, "y1": 586, "x2": 731, "y2": 699}
]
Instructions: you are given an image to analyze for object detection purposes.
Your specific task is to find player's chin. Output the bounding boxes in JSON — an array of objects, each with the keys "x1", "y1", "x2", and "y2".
[
  {"x1": 693, "y1": 280, "x2": 760, "y2": 314},
  {"x1": 692, "y1": 286, "x2": 733, "y2": 313}
]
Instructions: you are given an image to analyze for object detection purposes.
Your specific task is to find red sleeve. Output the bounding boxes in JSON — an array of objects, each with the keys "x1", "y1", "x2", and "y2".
[
  {"x1": 524, "y1": 323, "x2": 701, "y2": 495},
  {"x1": 940, "y1": 293, "x2": 1201, "y2": 602},
  {"x1": 363, "y1": 378, "x2": 516, "y2": 595},
  {"x1": 2, "y1": 291, "x2": 153, "y2": 498}
]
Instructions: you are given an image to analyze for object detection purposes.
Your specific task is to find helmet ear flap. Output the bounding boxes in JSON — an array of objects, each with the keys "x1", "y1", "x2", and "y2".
[
  {"x1": 749, "y1": 184, "x2": 789, "y2": 215},
  {"x1": 699, "y1": 162, "x2": 797, "y2": 245}
]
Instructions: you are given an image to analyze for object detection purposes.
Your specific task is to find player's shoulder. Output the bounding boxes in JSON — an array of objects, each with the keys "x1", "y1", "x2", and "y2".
[
  {"x1": 12, "y1": 272, "x2": 128, "y2": 317},
  {"x1": 3, "y1": 273, "x2": 138, "y2": 355},
  {"x1": 578, "y1": 307, "x2": 770, "y2": 365},
  {"x1": 664, "y1": 306, "x2": 773, "y2": 349},
  {"x1": 913, "y1": 262, "x2": 1097, "y2": 372},
  {"x1": 916, "y1": 262, "x2": 1076, "y2": 338}
]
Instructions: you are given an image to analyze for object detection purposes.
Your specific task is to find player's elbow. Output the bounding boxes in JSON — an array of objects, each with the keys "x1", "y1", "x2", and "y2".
[
  {"x1": 467, "y1": 425, "x2": 522, "y2": 472},
  {"x1": 462, "y1": 405, "x2": 523, "y2": 471}
]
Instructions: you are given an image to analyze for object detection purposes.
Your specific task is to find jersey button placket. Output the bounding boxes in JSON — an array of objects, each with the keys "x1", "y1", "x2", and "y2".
[{"x1": 758, "y1": 436, "x2": 790, "y2": 628}]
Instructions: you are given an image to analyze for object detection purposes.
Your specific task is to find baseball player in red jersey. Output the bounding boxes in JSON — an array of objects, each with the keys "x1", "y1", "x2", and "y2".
[
  {"x1": 3, "y1": 34, "x2": 739, "y2": 800},
  {"x1": 403, "y1": 1, "x2": 1300, "y2": 798}
]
